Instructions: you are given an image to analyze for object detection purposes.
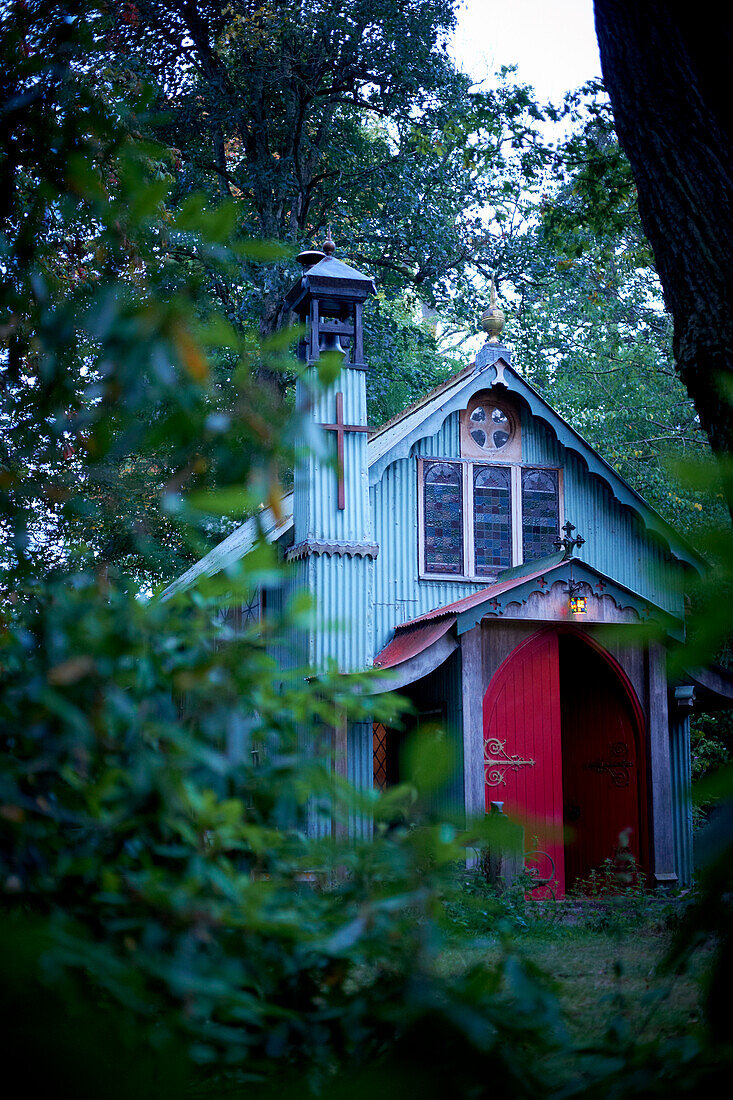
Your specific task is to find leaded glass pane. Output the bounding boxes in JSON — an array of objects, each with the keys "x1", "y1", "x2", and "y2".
[
  {"x1": 473, "y1": 465, "x2": 511, "y2": 574},
  {"x1": 373, "y1": 722, "x2": 388, "y2": 791},
  {"x1": 522, "y1": 468, "x2": 559, "y2": 562},
  {"x1": 490, "y1": 407, "x2": 511, "y2": 448},
  {"x1": 424, "y1": 460, "x2": 463, "y2": 574}
]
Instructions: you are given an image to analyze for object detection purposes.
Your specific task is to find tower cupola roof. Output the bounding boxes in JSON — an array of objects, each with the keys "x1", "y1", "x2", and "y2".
[{"x1": 285, "y1": 233, "x2": 375, "y2": 319}]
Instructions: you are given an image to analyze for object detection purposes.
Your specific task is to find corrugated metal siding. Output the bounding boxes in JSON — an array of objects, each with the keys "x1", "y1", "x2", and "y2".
[
  {"x1": 348, "y1": 719, "x2": 373, "y2": 839},
  {"x1": 670, "y1": 714, "x2": 693, "y2": 884},
  {"x1": 306, "y1": 789, "x2": 333, "y2": 839},
  {"x1": 263, "y1": 578, "x2": 287, "y2": 673},
  {"x1": 412, "y1": 411, "x2": 462, "y2": 458},
  {"x1": 271, "y1": 561, "x2": 310, "y2": 673},
  {"x1": 523, "y1": 412, "x2": 684, "y2": 618},
  {"x1": 294, "y1": 366, "x2": 372, "y2": 544},
  {"x1": 305, "y1": 552, "x2": 374, "y2": 673},
  {"x1": 291, "y1": 364, "x2": 376, "y2": 674}
]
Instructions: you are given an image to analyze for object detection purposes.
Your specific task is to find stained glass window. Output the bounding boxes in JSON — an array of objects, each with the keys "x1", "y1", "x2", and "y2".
[
  {"x1": 474, "y1": 465, "x2": 512, "y2": 574},
  {"x1": 424, "y1": 460, "x2": 463, "y2": 574},
  {"x1": 522, "y1": 468, "x2": 559, "y2": 562}
]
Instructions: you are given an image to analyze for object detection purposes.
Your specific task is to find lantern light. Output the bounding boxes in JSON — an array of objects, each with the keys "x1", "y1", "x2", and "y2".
[{"x1": 566, "y1": 568, "x2": 587, "y2": 615}]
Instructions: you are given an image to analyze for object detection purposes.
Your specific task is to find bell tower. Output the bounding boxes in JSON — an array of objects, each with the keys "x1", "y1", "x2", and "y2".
[{"x1": 283, "y1": 234, "x2": 378, "y2": 673}]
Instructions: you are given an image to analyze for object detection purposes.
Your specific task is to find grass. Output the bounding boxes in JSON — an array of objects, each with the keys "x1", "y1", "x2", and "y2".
[
  {"x1": 515, "y1": 928, "x2": 702, "y2": 1043},
  {"x1": 440, "y1": 923, "x2": 708, "y2": 1043},
  {"x1": 438, "y1": 887, "x2": 713, "y2": 1090}
]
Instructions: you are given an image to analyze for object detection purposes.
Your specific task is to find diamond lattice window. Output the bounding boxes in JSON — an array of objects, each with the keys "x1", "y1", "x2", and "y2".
[{"x1": 373, "y1": 722, "x2": 388, "y2": 791}]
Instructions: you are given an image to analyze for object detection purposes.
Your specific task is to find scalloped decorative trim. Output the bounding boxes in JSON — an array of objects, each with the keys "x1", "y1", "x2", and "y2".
[{"x1": 285, "y1": 539, "x2": 379, "y2": 562}]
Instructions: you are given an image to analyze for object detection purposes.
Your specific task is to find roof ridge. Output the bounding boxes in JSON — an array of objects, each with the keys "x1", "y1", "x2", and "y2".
[
  {"x1": 368, "y1": 360, "x2": 476, "y2": 439},
  {"x1": 392, "y1": 562, "x2": 563, "y2": 629}
]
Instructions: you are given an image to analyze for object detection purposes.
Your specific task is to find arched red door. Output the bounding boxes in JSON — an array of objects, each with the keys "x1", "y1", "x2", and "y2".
[
  {"x1": 483, "y1": 631, "x2": 565, "y2": 894},
  {"x1": 483, "y1": 628, "x2": 647, "y2": 897},
  {"x1": 559, "y1": 633, "x2": 646, "y2": 889}
]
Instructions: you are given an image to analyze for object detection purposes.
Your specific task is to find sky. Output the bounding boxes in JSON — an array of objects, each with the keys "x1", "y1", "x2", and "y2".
[{"x1": 449, "y1": 0, "x2": 602, "y2": 104}]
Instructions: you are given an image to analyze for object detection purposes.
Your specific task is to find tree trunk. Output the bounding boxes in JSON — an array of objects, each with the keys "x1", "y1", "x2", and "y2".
[{"x1": 593, "y1": 1, "x2": 733, "y2": 515}]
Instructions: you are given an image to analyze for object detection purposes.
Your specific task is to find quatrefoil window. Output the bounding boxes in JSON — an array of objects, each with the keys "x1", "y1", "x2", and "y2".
[{"x1": 468, "y1": 404, "x2": 514, "y2": 452}]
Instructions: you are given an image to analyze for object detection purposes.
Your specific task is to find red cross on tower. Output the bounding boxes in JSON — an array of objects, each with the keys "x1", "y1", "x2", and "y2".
[{"x1": 320, "y1": 391, "x2": 369, "y2": 510}]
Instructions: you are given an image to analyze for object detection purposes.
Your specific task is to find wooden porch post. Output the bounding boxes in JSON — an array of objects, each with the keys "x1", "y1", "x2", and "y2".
[
  {"x1": 461, "y1": 625, "x2": 485, "y2": 823},
  {"x1": 648, "y1": 642, "x2": 678, "y2": 887}
]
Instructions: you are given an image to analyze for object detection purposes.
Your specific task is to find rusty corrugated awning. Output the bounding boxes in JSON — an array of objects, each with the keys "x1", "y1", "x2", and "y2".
[
  {"x1": 373, "y1": 618, "x2": 455, "y2": 669},
  {"x1": 397, "y1": 560, "x2": 565, "y2": 627},
  {"x1": 373, "y1": 558, "x2": 566, "y2": 669}
]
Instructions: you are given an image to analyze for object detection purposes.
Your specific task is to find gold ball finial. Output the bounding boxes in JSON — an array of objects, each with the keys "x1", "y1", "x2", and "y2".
[
  {"x1": 481, "y1": 278, "x2": 505, "y2": 342},
  {"x1": 323, "y1": 227, "x2": 336, "y2": 256}
]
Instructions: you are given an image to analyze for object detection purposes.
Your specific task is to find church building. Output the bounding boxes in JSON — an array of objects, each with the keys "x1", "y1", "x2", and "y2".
[{"x1": 165, "y1": 239, "x2": 733, "y2": 894}]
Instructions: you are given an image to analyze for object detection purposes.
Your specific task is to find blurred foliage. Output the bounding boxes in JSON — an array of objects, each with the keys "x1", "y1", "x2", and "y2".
[
  {"x1": 692, "y1": 712, "x2": 733, "y2": 783},
  {"x1": 690, "y1": 711, "x2": 733, "y2": 830}
]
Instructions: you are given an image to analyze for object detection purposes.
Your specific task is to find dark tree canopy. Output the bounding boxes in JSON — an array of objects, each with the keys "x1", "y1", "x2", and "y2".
[
  {"x1": 593, "y1": 1, "x2": 733, "y2": 515},
  {"x1": 109, "y1": 0, "x2": 460, "y2": 334},
  {"x1": 107, "y1": 0, "x2": 549, "y2": 342}
]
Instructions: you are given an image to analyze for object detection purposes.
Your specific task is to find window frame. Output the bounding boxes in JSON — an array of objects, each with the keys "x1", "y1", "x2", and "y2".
[
  {"x1": 421, "y1": 458, "x2": 466, "y2": 578},
  {"x1": 417, "y1": 456, "x2": 564, "y2": 583}
]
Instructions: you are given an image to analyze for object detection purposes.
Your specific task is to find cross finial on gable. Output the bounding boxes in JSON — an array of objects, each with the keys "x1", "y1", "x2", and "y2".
[{"x1": 554, "y1": 521, "x2": 586, "y2": 559}]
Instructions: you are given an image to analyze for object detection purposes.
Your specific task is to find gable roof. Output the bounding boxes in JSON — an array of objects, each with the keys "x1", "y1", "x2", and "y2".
[
  {"x1": 303, "y1": 254, "x2": 376, "y2": 285},
  {"x1": 161, "y1": 342, "x2": 704, "y2": 599},
  {"x1": 367, "y1": 345, "x2": 702, "y2": 573},
  {"x1": 283, "y1": 253, "x2": 377, "y2": 315},
  {"x1": 161, "y1": 499, "x2": 294, "y2": 600}
]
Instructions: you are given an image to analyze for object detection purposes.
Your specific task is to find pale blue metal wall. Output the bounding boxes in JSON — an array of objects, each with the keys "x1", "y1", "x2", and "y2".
[
  {"x1": 348, "y1": 720, "x2": 374, "y2": 840},
  {"x1": 294, "y1": 366, "x2": 372, "y2": 543},
  {"x1": 292, "y1": 361, "x2": 376, "y2": 674},
  {"x1": 521, "y1": 409, "x2": 684, "y2": 619},
  {"x1": 669, "y1": 714, "x2": 693, "y2": 884},
  {"x1": 278, "y1": 551, "x2": 374, "y2": 673}
]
